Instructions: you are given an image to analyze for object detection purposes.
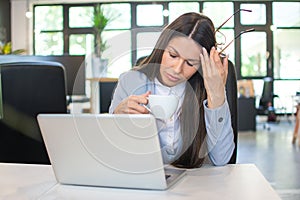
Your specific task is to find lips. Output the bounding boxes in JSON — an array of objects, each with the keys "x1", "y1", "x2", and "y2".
[{"x1": 165, "y1": 72, "x2": 180, "y2": 82}]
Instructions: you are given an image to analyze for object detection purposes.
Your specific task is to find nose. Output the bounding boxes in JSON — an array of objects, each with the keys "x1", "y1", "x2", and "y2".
[{"x1": 173, "y1": 58, "x2": 185, "y2": 74}]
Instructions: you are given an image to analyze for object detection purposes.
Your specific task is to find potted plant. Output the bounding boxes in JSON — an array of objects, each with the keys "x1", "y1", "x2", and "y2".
[
  {"x1": 0, "y1": 42, "x2": 26, "y2": 55},
  {"x1": 92, "y1": 4, "x2": 110, "y2": 78}
]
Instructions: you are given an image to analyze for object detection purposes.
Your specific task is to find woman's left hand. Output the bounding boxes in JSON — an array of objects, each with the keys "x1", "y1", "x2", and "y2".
[{"x1": 200, "y1": 47, "x2": 228, "y2": 109}]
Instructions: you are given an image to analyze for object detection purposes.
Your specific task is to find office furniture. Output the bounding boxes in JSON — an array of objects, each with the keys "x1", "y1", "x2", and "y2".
[
  {"x1": 0, "y1": 73, "x2": 2, "y2": 118},
  {"x1": 0, "y1": 163, "x2": 281, "y2": 200},
  {"x1": 257, "y1": 77, "x2": 281, "y2": 130},
  {"x1": 257, "y1": 77, "x2": 274, "y2": 116},
  {"x1": 0, "y1": 55, "x2": 86, "y2": 96},
  {"x1": 226, "y1": 61, "x2": 238, "y2": 164},
  {"x1": 237, "y1": 79, "x2": 255, "y2": 98},
  {"x1": 238, "y1": 97, "x2": 256, "y2": 131},
  {"x1": 0, "y1": 60, "x2": 67, "y2": 164},
  {"x1": 135, "y1": 55, "x2": 148, "y2": 66},
  {"x1": 88, "y1": 77, "x2": 118, "y2": 113}
]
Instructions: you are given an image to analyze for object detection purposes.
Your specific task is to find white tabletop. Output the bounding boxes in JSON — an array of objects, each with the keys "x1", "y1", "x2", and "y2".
[
  {"x1": 0, "y1": 163, "x2": 57, "y2": 200},
  {"x1": 0, "y1": 163, "x2": 281, "y2": 200}
]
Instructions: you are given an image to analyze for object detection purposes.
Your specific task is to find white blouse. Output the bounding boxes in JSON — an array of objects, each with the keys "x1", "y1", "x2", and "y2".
[{"x1": 153, "y1": 78, "x2": 186, "y2": 163}]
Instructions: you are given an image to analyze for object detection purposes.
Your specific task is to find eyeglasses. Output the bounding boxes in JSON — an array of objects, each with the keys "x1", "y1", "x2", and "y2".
[
  {"x1": 218, "y1": 28, "x2": 255, "y2": 56},
  {"x1": 215, "y1": 9, "x2": 255, "y2": 57}
]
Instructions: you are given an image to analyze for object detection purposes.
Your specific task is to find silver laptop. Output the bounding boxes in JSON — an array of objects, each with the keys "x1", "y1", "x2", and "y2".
[{"x1": 37, "y1": 114, "x2": 186, "y2": 190}]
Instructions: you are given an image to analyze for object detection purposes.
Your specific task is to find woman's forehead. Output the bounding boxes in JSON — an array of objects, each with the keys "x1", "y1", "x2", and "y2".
[{"x1": 167, "y1": 37, "x2": 202, "y2": 60}]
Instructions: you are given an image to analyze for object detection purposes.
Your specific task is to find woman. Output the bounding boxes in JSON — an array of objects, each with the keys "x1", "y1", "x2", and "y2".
[{"x1": 109, "y1": 12, "x2": 235, "y2": 168}]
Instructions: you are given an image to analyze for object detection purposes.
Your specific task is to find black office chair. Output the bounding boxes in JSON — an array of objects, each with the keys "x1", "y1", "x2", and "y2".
[
  {"x1": 257, "y1": 77, "x2": 279, "y2": 130},
  {"x1": 226, "y1": 60, "x2": 238, "y2": 164},
  {"x1": 99, "y1": 78, "x2": 118, "y2": 113},
  {"x1": 0, "y1": 59, "x2": 67, "y2": 164},
  {"x1": 257, "y1": 77, "x2": 274, "y2": 115}
]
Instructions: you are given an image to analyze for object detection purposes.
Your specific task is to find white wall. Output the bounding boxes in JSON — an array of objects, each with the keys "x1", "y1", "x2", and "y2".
[{"x1": 11, "y1": 0, "x2": 29, "y2": 53}]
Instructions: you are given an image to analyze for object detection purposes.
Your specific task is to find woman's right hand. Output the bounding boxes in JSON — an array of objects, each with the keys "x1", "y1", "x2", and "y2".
[{"x1": 113, "y1": 91, "x2": 151, "y2": 114}]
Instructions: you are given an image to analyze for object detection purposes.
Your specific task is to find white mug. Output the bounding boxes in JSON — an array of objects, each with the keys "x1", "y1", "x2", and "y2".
[{"x1": 147, "y1": 95, "x2": 179, "y2": 119}]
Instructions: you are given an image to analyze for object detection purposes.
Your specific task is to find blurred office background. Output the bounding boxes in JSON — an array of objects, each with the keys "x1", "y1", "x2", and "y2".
[{"x1": 1, "y1": 1, "x2": 299, "y2": 113}]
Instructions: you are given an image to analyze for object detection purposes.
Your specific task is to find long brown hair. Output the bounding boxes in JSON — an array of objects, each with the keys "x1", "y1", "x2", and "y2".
[{"x1": 136, "y1": 12, "x2": 216, "y2": 168}]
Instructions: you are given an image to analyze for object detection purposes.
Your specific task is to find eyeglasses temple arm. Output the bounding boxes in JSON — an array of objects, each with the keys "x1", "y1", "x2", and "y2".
[
  {"x1": 215, "y1": 9, "x2": 252, "y2": 32},
  {"x1": 218, "y1": 28, "x2": 255, "y2": 55}
]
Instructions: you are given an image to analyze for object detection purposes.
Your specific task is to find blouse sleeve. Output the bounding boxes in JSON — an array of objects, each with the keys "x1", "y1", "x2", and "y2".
[
  {"x1": 109, "y1": 71, "x2": 149, "y2": 114},
  {"x1": 203, "y1": 99, "x2": 235, "y2": 166}
]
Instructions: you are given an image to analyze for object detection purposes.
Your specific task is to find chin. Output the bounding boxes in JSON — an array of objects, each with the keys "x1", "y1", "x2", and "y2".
[{"x1": 163, "y1": 80, "x2": 178, "y2": 87}]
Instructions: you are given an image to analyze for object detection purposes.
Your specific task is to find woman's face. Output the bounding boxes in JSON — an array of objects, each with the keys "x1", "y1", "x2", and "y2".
[{"x1": 159, "y1": 36, "x2": 202, "y2": 87}]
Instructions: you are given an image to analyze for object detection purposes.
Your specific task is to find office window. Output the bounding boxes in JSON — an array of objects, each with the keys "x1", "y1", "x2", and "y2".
[
  {"x1": 69, "y1": 6, "x2": 93, "y2": 28},
  {"x1": 203, "y1": 2, "x2": 234, "y2": 28},
  {"x1": 272, "y1": 2, "x2": 300, "y2": 114},
  {"x1": 136, "y1": 32, "x2": 161, "y2": 60},
  {"x1": 92, "y1": 3, "x2": 131, "y2": 77},
  {"x1": 168, "y1": 2, "x2": 199, "y2": 23},
  {"x1": 102, "y1": 30, "x2": 131, "y2": 78},
  {"x1": 241, "y1": 32, "x2": 267, "y2": 77},
  {"x1": 273, "y1": 2, "x2": 300, "y2": 27},
  {"x1": 216, "y1": 29, "x2": 235, "y2": 63},
  {"x1": 35, "y1": 32, "x2": 64, "y2": 55},
  {"x1": 273, "y1": 30, "x2": 300, "y2": 79},
  {"x1": 30, "y1": 1, "x2": 300, "y2": 115},
  {"x1": 69, "y1": 34, "x2": 94, "y2": 55},
  {"x1": 273, "y1": 2, "x2": 300, "y2": 80},
  {"x1": 203, "y1": 2, "x2": 234, "y2": 63},
  {"x1": 136, "y1": 4, "x2": 164, "y2": 26},
  {"x1": 240, "y1": 4, "x2": 266, "y2": 25},
  {"x1": 34, "y1": 3, "x2": 131, "y2": 77},
  {"x1": 34, "y1": 5, "x2": 63, "y2": 55},
  {"x1": 34, "y1": 6, "x2": 63, "y2": 30},
  {"x1": 102, "y1": 3, "x2": 131, "y2": 29},
  {"x1": 274, "y1": 80, "x2": 300, "y2": 114}
]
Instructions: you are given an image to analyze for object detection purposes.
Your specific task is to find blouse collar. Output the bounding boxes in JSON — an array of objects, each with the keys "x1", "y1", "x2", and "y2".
[{"x1": 154, "y1": 78, "x2": 186, "y2": 99}]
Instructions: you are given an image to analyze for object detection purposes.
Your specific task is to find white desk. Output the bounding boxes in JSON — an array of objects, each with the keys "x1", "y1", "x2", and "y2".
[
  {"x1": 0, "y1": 163, "x2": 57, "y2": 199},
  {"x1": 0, "y1": 163, "x2": 281, "y2": 200}
]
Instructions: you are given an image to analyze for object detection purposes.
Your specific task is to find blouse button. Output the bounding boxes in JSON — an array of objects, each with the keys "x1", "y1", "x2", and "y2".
[
  {"x1": 218, "y1": 117, "x2": 223, "y2": 123},
  {"x1": 166, "y1": 147, "x2": 175, "y2": 155}
]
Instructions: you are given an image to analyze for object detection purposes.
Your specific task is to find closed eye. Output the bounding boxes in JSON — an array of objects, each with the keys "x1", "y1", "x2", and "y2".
[
  {"x1": 167, "y1": 48, "x2": 200, "y2": 68},
  {"x1": 168, "y1": 51, "x2": 178, "y2": 58},
  {"x1": 186, "y1": 61, "x2": 193, "y2": 67}
]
